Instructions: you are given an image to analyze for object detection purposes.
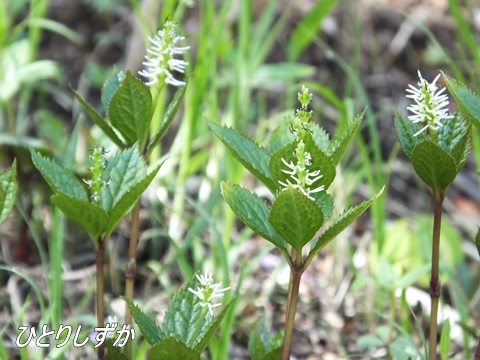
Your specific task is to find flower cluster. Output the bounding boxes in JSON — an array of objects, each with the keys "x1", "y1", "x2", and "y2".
[
  {"x1": 278, "y1": 140, "x2": 324, "y2": 200},
  {"x1": 406, "y1": 71, "x2": 453, "y2": 136},
  {"x1": 83, "y1": 146, "x2": 111, "y2": 202},
  {"x1": 188, "y1": 272, "x2": 230, "y2": 316},
  {"x1": 138, "y1": 21, "x2": 190, "y2": 87}
]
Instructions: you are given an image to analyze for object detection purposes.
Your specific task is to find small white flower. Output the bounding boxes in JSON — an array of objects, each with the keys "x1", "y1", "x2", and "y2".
[
  {"x1": 188, "y1": 271, "x2": 230, "y2": 316},
  {"x1": 138, "y1": 21, "x2": 190, "y2": 87},
  {"x1": 406, "y1": 71, "x2": 453, "y2": 136}
]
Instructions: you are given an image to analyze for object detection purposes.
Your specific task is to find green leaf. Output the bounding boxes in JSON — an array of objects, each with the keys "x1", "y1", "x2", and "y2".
[
  {"x1": 394, "y1": 111, "x2": 427, "y2": 158},
  {"x1": 193, "y1": 298, "x2": 235, "y2": 353},
  {"x1": 248, "y1": 319, "x2": 283, "y2": 360},
  {"x1": 208, "y1": 120, "x2": 276, "y2": 192},
  {"x1": 269, "y1": 133, "x2": 335, "y2": 192},
  {"x1": 475, "y1": 227, "x2": 480, "y2": 258},
  {"x1": 268, "y1": 121, "x2": 296, "y2": 154},
  {"x1": 149, "y1": 337, "x2": 200, "y2": 360},
  {"x1": 72, "y1": 88, "x2": 125, "y2": 149},
  {"x1": 102, "y1": 70, "x2": 125, "y2": 115},
  {"x1": 328, "y1": 111, "x2": 363, "y2": 165},
  {"x1": 221, "y1": 182, "x2": 287, "y2": 249},
  {"x1": 106, "y1": 339, "x2": 129, "y2": 360},
  {"x1": 0, "y1": 160, "x2": 17, "y2": 225},
  {"x1": 443, "y1": 72, "x2": 480, "y2": 128},
  {"x1": 309, "y1": 187, "x2": 384, "y2": 259},
  {"x1": 30, "y1": 149, "x2": 88, "y2": 200},
  {"x1": 123, "y1": 298, "x2": 164, "y2": 345},
  {"x1": 108, "y1": 71, "x2": 152, "y2": 145},
  {"x1": 269, "y1": 187, "x2": 324, "y2": 252},
  {"x1": 310, "y1": 123, "x2": 330, "y2": 153},
  {"x1": 51, "y1": 194, "x2": 108, "y2": 240},
  {"x1": 411, "y1": 141, "x2": 457, "y2": 196},
  {"x1": 439, "y1": 319, "x2": 451, "y2": 360},
  {"x1": 311, "y1": 191, "x2": 334, "y2": 222},
  {"x1": 100, "y1": 146, "x2": 148, "y2": 211},
  {"x1": 149, "y1": 84, "x2": 187, "y2": 151},
  {"x1": 287, "y1": 0, "x2": 339, "y2": 60},
  {"x1": 107, "y1": 161, "x2": 162, "y2": 232},
  {"x1": 436, "y1": 111, "x2": 471, "y2": 172}
]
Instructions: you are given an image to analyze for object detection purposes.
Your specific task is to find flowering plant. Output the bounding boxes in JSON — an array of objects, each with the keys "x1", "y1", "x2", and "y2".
[
  {"x1": 395, "y1": 71, "x2": 471, "y2": 359},
  {"x1": 209, "y1": 86, "x2": 383, "y2": 358}
]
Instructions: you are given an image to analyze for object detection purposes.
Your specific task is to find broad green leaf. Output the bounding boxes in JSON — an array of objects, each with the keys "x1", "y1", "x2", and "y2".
[
  {"x1": 439, "y1": 319, "x2": 451, "y2": 360},
  {"x1": 123, "y1": 298, "x2": 164, "y2": 345},
  {"x1": 287, "y1": 0, "x2": 339, "y2": 60},
  {"x1": 208, "y1": 120, "x2": 276, "y2": 192},
  {"x1": 149, "y1": 84, "x2": 187, "y2": 150},
  {"x1": 193, "y1": 298, "x2": 235, "y2": 353},
  {"x1": 107, "y1": 162, "x2": 162, "y2": 232},
  {"x1": 268, "y1": 121, "x2": 296, "y2": 154},
  {"x1": 328, "y1": 111, "x2": 363, "y2": 165},
  {"x1": 149, "y1": 337, "x2": 200, "y2": 360},
  {"x1": 108, "y1": 71, "x2": 152, "y2": 145},
  {"x1": 437, "y1": 111, "x2": 471, "y2": 172},
  {"x1": 106, "y1": 339, "x2": 129, "y2": 360},
  {"x1": 311, "y1": 123, "x2": 330, "y2": 153},
  {"x1": 308, "y1": 187, "x2": 384, "y2": 260},
  {"x1": 221, "y1": 182, "x2": 287, "y2": 249},
  {"x1": 394, "y1": 111, "x2": 427, "y2": 159},
  {"x1": 311, "y1": 191, "x2": 334, "y2": 222},
  {"x1": 248, "y1": 319, "x2": 283, "y2": 360},
  {"x1": 443, "y1": 72, "x2": 480, "y2": 128},
  {"x1": 0, "y1": 160, "x2": 17, "y2": 225},
  {"x1": 269, "y1": 133, "x2": 335, "y2": 192},
  {"x1": 30, "y1": 149, "x2": 87, "y2": 200},
  {"x1": 101, "y1": 70, "x2": 124, "y2": 115},
  {"x1": 269, "y1": 187, "x2": 324, "y2": 252},
  {"x1": 51, "y1": 194, "x2": 108, "y2": 240},
  {"x1": 100, "y1": 146, "x2": 147, "y2": 211},
  {"x1": 411, "y1": 141, "x2": 457, "y2": 197},
  {"x1": 72, "y1": 88, "x2": 125, "y2": 149}
]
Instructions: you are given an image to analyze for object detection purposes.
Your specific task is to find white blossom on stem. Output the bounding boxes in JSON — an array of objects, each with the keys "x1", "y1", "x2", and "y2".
[{"x1": 188, "y1": 272, "x2": 230, "y2": 316}]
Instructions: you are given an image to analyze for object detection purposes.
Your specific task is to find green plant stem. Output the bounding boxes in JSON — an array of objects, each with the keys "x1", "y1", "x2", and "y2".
[
  {"x1": 281, "y1": 250, "x2": 304, "y2": 360},
  {"x1": 428, "y1": 196, "x2": 443, "y2": 360},
  {"x1": 96, "y1": 240, "x2": 106, "y2": 360}
]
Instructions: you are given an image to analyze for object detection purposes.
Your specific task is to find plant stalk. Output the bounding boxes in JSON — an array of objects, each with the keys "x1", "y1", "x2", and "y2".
[
  {"x1": 428, "y1": 196, "x2": 443, "y2": 360},
  {"x1": 96, "y1": 240, "x2": 106, "y2": 360},
  {"x1": 281, "y1": 252, "x2": 303, "y2": 360},
  {"x1": 475, "y1": 339, "x2": 480, "y2": 360}
]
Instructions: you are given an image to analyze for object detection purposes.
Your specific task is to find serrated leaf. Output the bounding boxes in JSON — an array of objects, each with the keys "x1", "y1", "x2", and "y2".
[
  {"x1": 311, "y1": 191, "x2": 334, "y2": 222},
  {"x1": 309, "y1": 187, "x2": 384, "y2": 258},
  {"x1": 269, "y1": 133, "x2": 335, "y2": 192},
  {"x1": 0, "y1": 160, "x2": 17, "y2": 225},
  {"x1": 100, "y1": 146, "x2": 147, "y2": 211},
  {"x1": 248, "y1": 319, "x2": 283, "y2": 360},
  {"x1": 123, "y1": 297, "x2": 164, "y2": 345},
  {"x1": 72, "y1": 88, "x2": 125, "y2": 149},
  {"x1": 437, "y1": 111, "x2": 471, "y2": 172},
  {"x1": 106, "y1": 338, "x2": 129, "y2": 360},
  {"x1": 221, "y1": 182, "x2": 287, "y2": 249},
  {"x1": 193, "y1": 298, "x2": 235, "y2": 353},
  {"x1": 394, "y1": 111, "x2": 427, "y2": 158},
  {"x1": 411, "y1": 141, "x2": 457, "y2": 196},
  {"x1": 102, "y1": 70, "x2": 124, "y2": 115},
  {"x1": 149, "y1": 337, "x2": 200, "y2": 360},
  {"x1": 108, "y1": 71, "x2": 152, "y2": 145},
  {"x1": 269, "y1": 121, "x2": 296, "y2": 154},
  {"x1": 311, "y1": 123, "x2": 331, "y2": 153},
  {"x1": 328, "y1": 111, "x2": 363, "y2": 165},
  {"x1": 51, "y1": 193, "x2": 108, "y2": 240},
  {"x1": 107, "y1": 161, "x2": 162, "y2": 232},
  {"x1": 208, "y1": 120, "x2": 276, "y2": 192},
  {"x1": 149, "y1": 84, "x2": 187, "y2": 151},
  {"x1": 30, "y1": 149, "x2": 88, "y2": 200},
  {"x1": 443, "y1": 72, "x2": 480, "y2": 128},
  {"x1": 269, "y1": 187, "x2": 324, "y2": 252}
]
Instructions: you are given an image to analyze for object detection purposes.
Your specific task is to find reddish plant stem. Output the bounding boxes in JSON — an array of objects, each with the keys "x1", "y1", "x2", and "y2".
[
  {"x1": 474, "y1": 338, "x2": 480, "y2": 360},
  {"x1": 428, "y1": 196, "x2": 443, "y2": 360}
]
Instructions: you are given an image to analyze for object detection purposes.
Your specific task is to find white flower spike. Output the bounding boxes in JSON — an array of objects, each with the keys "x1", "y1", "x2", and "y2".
[
  {"x1": 188, "y1": 271, "x2": 230, "y2": 316},
  {"x1": 406, "y1": 71, "x2": 453, "y2": 136},
  {"x1": 138, "y1": 21, "x2": 190, "y2": 87}
]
